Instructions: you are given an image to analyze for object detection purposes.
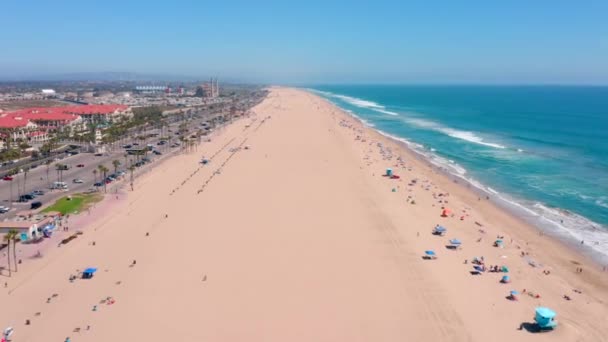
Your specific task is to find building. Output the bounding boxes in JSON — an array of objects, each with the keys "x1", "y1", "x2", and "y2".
[
  {"x1": 0, "y1": 212, "x2": 61, "y2": 240},
  {"x1": 0, "y1": 104, "x2": 131, "y2": 148},
  {"x1": 195, "y1": 78, "x2": 220, "y2": 99},
  {"x1": 61, "y1": 104, "x2": 131, "y2": 124},
  {"x1": 134, "y1": 85, "x2": 168, "y2": 94}
]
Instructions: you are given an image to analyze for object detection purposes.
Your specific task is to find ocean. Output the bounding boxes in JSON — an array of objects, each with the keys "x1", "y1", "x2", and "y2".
[{"x1": 308, "y1": 85, "x2": 608, "y2": 263}]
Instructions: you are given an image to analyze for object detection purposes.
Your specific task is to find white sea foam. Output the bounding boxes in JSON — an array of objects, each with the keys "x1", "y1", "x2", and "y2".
[
  {"x1": 332, "y1": 94, "x2": 385, "y2": 110},
  {"x1": 403, "y1": 117, "x2": 507, "y2": 149},
  {"x1": 372, "y1": 108, "x2": 399, "y2": 116},
  {"x1": 309, "y1": 87, "x2": 608, "y2": 263}
]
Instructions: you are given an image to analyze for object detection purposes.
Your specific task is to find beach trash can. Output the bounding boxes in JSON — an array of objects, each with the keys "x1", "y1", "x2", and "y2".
[{"x1": 386, "y1": 168, "x2": 393, "y2": 177}]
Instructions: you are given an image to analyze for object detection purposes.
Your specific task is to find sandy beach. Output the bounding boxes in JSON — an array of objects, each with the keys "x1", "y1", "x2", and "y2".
[{"x1": 2, "y1": 87, "x2": 607, "y2": 342}]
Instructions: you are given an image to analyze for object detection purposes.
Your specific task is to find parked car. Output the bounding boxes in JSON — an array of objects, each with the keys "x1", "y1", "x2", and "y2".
[
  {"x1": 2, "y1": 176, "x2": 13, "y2": 181},
  {"x1": 77, "y1": 164, "x2": 85, "y2": 168},
  {"x1": 0, "y1": 206, "x2": 10, "y2": 213},
  {"x1": 19, "y1": 194, "x2": 34, "y2": 202},
  {"x1": 32, "y1": 190, "x2": 45, "y2": 196},
  {"x1": 94, "y1": 182, "x2": 103, "y2": 187},
  {"x1": 122, "y1": 144, "x2": 132, "y2": 149},
  {"x1": 153, "y1": 150, "x2": 162, "y2": 155},
  {"x1": 94, "y1": 153, "x2": 103, "y2": 157},
  {"x1": 30, "y1": 201, "x2": 42, "y2": 210},
  {"x1": 73, "y1": 178, "x2": 84, "y2": 184}
]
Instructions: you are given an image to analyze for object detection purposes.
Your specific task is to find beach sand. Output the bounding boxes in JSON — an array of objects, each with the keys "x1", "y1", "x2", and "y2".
[{"x1": 1, "y1": 87, "x2": 607, "y2": 341}]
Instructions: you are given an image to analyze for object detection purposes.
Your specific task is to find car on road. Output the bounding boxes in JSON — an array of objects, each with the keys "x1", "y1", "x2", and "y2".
[
  {"x1": 132, "y1": 142, "x2": 139, "y2": 146},
  {"x1": 73, "y1": 178, "x2": 84, "y2": 184},
  {"x1": 94, "y1": 153, "x2": 103, "y2": 157},
  {"x1": 94, "y1": 182, "x2": 103, "y2": 187},
  {"x1": 77, "y1": 164, "x2": 85, "y2": 168},
  {"x1": 0, "y1": 206, "x2": 10, "y2": 214},
  {"x1": 30, "y1": 201, "x2": 42, "y2": 210},
  {"x1": 18, "y1": 194, "x2": 35, "y2": 202},
  {"x1": 32, "y1": 190, "x2": 45, "y2": 196},
  {"x1": 2, "y1": 176, "x2": 13, "y2": 181},
  {"x1": 122, "y1": 144, "x2": 132, "y2": 149},
  {"x1": 153, "y1": 150, "x2": 162, "y2": 155}
]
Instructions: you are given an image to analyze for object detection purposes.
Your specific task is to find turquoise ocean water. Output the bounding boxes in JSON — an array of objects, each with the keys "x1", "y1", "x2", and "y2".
[{"x1": 308, "y1": 85, "x2": 608, "y2": 263}]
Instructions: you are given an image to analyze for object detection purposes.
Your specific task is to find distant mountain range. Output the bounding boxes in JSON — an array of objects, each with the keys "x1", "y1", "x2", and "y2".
[{"x1": 0, "y1": 72, "x2": 209, "y2": 82}]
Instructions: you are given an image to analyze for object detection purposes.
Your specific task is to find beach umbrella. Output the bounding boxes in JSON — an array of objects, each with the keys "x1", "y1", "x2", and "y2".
[
  {"x1": 501, "y1": 266, "x2": 509, "y2": 273},
  {"x1": 510, "y1": 290, "x2": 519, "y2": 295},
  {"x1": 501, "y1": 275, "x2": 510, "y2": 283},
  {"x1": 434, "y1": 226, "x2": 447, "y2": 232},
  {"x1": 449, "y1": 239, "x2": 462, "y2": 245},
  {"x1": 425, "y1": 250, "x2": 436, "y2": 256}
]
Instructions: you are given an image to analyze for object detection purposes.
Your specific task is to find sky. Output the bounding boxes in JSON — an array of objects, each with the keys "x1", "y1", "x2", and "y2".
[{"x1": 1, "y1": 0, "x2": 607, "y2": 84}]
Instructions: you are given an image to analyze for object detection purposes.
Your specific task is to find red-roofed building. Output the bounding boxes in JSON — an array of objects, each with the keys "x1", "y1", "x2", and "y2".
[{"x1": 0, "y1": 104, "x2": 131, "y2": 149}]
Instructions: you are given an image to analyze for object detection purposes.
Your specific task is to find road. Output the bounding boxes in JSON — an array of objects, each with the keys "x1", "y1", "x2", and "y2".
[
  {"x1": 0, "y1": 91, "x2": 266, "y2": 219},
  {"x1": 0, "y1": 113, "x2": 213, "y2": 218}
]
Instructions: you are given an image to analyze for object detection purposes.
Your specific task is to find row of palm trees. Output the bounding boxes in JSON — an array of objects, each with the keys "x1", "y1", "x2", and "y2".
[{"x1": 2, "y1": 229, "x2": 19, "y2": 277}]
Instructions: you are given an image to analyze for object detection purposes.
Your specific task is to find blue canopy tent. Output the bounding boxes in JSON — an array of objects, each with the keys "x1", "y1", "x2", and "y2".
[
  {"x1": 82, "y1": 267, "x2": 98, "y2": 279},
  {"x1": 534, "y1": 307, "x2": 557, "y2": 330},
  {"x1": 433, "y1": 226, "x2": 447, "y2": 236},
  {"x1": 424, "y1": 250, "x2": 437, "y2": 259}
]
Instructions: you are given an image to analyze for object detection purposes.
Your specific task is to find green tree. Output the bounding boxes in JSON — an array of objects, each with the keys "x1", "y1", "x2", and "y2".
[
  {"x1": 112, "y1": 160, "x2": 121, "y2": 174},
  {"x1": 92, "y1": 169, "x2": 98, "y2": 184},
  {"x1": 98, "y1": 165, "x2": 109, "y2": 193},
  {"x1": 128, "y1": 165, "x2": 135, "y2": 191},
  {"x1": 8, "y1": 229, "x2": 19, "y2": 272},
  {"x1": 55, "y1": 163, "x2": 65, "y2": 182},
  {"x1": 3, "y1": 232, "x2": 12, "y2": 276},
  {"x1": 45, "y1": 159, "x2": 53, "y2": 188},
  {"x1": 22, "y1": 166, "x2": 30, "y2": 198}
]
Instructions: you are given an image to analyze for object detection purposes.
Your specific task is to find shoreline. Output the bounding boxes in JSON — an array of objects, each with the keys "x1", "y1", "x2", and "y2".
[{"x1": 309, "y1": 90, "x2": 608, "y2": 268}]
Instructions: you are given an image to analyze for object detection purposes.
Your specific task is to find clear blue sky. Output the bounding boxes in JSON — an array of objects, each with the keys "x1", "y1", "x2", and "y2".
[{"x1": 1, "y1": 0, "x2": 607, "y2": 84}]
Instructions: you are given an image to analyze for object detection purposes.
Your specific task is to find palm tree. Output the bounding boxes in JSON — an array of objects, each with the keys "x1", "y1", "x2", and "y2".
[
  {"x1": 45, "y1": 159, "x2": 52, "y2": 188},
  {"x1": 8, "y1": 229, "x2": 18, "y2": 272},
  {"x1": 123, "y1": 153, "x2": 129, "y2": 169},
  {"x1": 55, "y1": 163, "x2": 65, "y2": 183},
  {"x1": 22, "y1": 166, "x2": 30, "y2": 198},
  {"x1": 3, "y1": 232, "x2": 12, "y2": 276},
  {"x1": 7, "y1": 174, "x2": 13, "y2": 208},
  {"x1": 112, "y1": 160, "x2": 121, "y2": 175},
  {"x1": 99, "y1": 165, "x2": 109, "y2": 193},
  {"x1": 92, "y1": 169, "x2": 98, "y2": 184},
  {"x1": 129, "y1": 165, "x2": 135, "y2": 191}
]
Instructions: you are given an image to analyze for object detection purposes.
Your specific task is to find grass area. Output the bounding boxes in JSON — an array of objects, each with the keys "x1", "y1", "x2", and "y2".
[{"x1": 42, "y1": 193, "x2": 103, "y2": 215}]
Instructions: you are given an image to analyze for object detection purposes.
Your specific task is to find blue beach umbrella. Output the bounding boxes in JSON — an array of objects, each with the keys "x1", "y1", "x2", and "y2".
[
  {"x1": 449, "y1": 239, "x2": 462, "y2": 245},
  {"x1": 425, "y1": 250, "x2": 436, "y2": 256},
  {"x1": 510, "y1": 290, "x2": 519, "y2": 295}
]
